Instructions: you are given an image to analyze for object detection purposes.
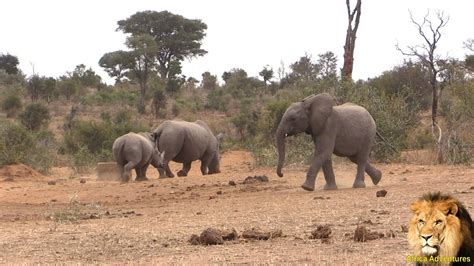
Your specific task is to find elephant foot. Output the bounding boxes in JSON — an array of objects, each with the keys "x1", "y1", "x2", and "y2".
[
  {"x1": 135, "y1": 176, "x2": 149, "y2": 182},
  {"x1": 177, "y1": 170, "x2": 188, "y2": 177},
  {"x1": 323, "y1": 183, "x2": 338, "y2": 190},
  {"x1": 369, "y1": 170, "x2": 382, "y2": 185},
  {"x1": 352, "y1": 180, "x2": 366, "y2": 188},
  {"x1": 301, "y1": 178, "x2": 315, "y2": 191}
]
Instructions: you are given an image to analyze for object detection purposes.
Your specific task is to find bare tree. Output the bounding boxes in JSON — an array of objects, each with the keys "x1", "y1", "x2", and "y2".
[
  {"x1": 396, "y1": 10, "x2": 449, "y2": 163},
  {"x1": 341, "y1": 0, "x2": 362, "y2": 82}
]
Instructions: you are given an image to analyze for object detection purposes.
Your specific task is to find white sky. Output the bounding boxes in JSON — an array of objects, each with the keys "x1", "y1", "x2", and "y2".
[{"x1": 1, "y1": 0, "x2": 473, "y2": 84}]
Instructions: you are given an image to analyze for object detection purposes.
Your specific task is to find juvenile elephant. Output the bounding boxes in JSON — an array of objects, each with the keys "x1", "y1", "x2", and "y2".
[
  {"x1": 152, "y1": 120, "x2": 223, "y2": 178},
  {"x1": 276, "y1": 93, "x2": 382, "y2": 191},
  {"x1": 112, "y1": 132, "x2": 164, "y2": 182}
]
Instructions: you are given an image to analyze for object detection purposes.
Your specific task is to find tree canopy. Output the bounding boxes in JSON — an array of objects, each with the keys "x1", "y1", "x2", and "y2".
[{"x1": 0, "y1": 53, "x2": 19, "y2": 75}]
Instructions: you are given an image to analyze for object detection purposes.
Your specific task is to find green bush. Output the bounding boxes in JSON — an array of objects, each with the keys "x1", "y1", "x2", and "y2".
[
  {"x1": 63, "y1": 112, "x2": 148, "y2": 171},
  {"x1": 1, "y1": 95, "x2": 22, "y2": 117},
  {"x1": 0, "y1": 120, "x2": 55, "y2": 173},
  {"x1": 19, "y1": 103, "x2": 51, "y2": 131}
]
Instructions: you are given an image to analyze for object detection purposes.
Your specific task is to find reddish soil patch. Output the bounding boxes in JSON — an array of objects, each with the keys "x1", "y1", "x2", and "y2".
[
  {"x1": 0, "y1": 164, "x2": 47, "y2": 181},
  {"x1": 0, "y1": 150, "x2": 473, "y2": 264}
]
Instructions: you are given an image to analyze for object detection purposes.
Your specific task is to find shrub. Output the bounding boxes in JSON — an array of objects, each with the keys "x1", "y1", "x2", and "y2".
[
  {"x1": 1, "y1": 95, "x2": 22, "y2": 117},
  {"x1": 0, "y1": 120, "x2": 55, "y2": 173},
  {"x1": 63, "y1": 112, "x2": 148, "y2": 172},
  {"x1": 19, "y1": 103, "x2": 51, "y2": 131}
]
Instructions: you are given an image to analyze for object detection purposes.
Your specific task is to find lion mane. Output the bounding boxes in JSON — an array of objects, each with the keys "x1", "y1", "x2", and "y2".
[{"x1": 408, "y1": 192, "x2": 473, "y2": 265}]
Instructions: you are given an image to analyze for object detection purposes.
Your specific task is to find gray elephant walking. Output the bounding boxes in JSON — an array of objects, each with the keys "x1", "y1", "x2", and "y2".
[
  {"x1": 112, "y1": 132, "x2": 164, "y2": 182},
  {"x1": 152, "y1": 120, "x2": 223, "y2": 178},
  {"x1": 276, "y1": 93, "x2": 382, "y2": 191}
]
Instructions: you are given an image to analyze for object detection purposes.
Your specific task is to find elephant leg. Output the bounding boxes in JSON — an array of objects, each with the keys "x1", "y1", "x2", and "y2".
[
  {"x1": 122, "y1": 161, "x2": 137, "y2": 182},
  {"x1": 157, "y1": 167, "x2": 167, "y2": 178},
  {"x1": 200, "y1": 155, "x2": 211, "y2": 175},
  {"x1": 177, "y1": 162, "x2": 191, "y2": 177},
  {"x1": 322, "y1": 159, "x2": 338, "y2": 190},
  {"x1": 135, "y1": 164, "x2": 149, "y2": 181},
  {"x1": 365, "y1": 163, "x2": 382, "y2": 185},
  {"x1": 302, "y1": 138, "x2": 334, "y2": 191},
  {"x1": 350, "y1": 156, "x2": 367, "y2": 188},
  {"x1": 164, "y1": 162, "x2": 175, "y2": 178}
]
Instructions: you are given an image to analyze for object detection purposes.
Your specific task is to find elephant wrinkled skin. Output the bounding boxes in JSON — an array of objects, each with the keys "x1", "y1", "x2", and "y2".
[
  {"x1": 152, "y1": 120, "x2": 223, "y2": 178},
  {"x1": 276, "y1": 93, "x2": 382, "y2": 191},
  {"x1": 112, "y1": 132, "x2": 164, "y2": 182}
]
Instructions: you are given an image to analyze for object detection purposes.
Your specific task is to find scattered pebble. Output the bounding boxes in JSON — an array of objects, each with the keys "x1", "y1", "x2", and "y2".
[
  {"x1": 243, "y1": 175, "x2": 269, "y2": 184},
  {"x1": 47, "y1": 181, "x2": 56, "y2": 185},
  {"x1": 228, "y1": 180, "x2": 237, "y2": 186},
  {"x1": 310, "y1": 225, "x2": 331, "y2": 239},
  {"x1": 376, "y1": 189, "x2": 387, "y2": 197}
]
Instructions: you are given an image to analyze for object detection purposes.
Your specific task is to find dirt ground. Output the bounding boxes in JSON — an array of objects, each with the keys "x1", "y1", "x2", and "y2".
[{"x1": 0, "y1": 150, "x2": 472, "y2": 264}]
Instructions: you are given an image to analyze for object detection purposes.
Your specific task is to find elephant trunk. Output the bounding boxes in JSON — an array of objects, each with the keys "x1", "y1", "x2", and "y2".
[{"x1": 276, "y1": 127, "x2": 286, "y2": 177}]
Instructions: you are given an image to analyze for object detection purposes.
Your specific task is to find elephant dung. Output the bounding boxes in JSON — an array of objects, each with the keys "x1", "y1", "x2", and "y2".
[
  {"x1": 243, "y1": 175, "x2": 269, "y2": 184},
  {"x1": 310, "y1": 225, "x2": 332, "y2": 239},
  {"x1": 241, "y1": 227, "x2": 282, "y2": 240},
  {"x1": 97, "y1": 162, "x2": 121, "y2": 181}
]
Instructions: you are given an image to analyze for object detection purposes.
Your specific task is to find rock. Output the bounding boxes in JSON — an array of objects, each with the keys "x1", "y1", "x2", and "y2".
[
  {"x1": 199, "y1": 228, "x2": 224, "y2": 245},
  {"x1": 228, "y1": 180, "x2": 237, "y2": 186},
  {"x1": 47, "y1": 181, "x2": 56, "y2": 185},
  {"x1": 188, "y1": 234, "x2": 201, "y2": 245},
  {"x1": 219, "y1": 228, "x2": 238, "y2": 241},
  {"x1": 80, "y1": 179, "x2": 86, "y2": 184},
  {"x1": 216, "y1": 190, "x2": 223, "y2": 195},
  {"x1": 243, "y1": 175, "x2": 269, "y2": 184},
  {"x1": 376, "y1": 189, "x2": 387, "y2": 197},
  {"x1": 354, "y1": 225, "x2": 385, "y2": 242},
  {"x1": 242, "y1": 227, "x2": 281, "y2": 240},
  {"x1": 310, "y1": 225, "x2": 331, "y2": 239}
]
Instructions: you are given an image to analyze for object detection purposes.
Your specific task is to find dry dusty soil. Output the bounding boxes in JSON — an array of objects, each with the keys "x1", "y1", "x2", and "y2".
[{"x1": 0, "y1": 150, "x2": 473, "y2": 264}]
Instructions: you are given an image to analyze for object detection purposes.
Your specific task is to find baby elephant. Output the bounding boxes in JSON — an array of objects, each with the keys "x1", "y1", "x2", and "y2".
[
  {"x1": 152, "y1": 120, "x2": 223, "y2": 178},
  {"x1": 112, "y1": 132, "x2": 164, "y2": 182}
]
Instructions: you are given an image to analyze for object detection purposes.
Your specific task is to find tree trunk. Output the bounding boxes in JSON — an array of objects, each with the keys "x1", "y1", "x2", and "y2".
[
  {"x1": 341, "y1": 0, "x2": 362, "y2": 83},
  {"x1": 138, "y1": 81, "x2": 147, "y2": 114}
]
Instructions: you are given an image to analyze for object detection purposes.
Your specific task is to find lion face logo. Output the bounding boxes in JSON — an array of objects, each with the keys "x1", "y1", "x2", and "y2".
[
  {"x1": 408, "y1": 192, "x2": 473, "y2": 260},
  {"x1": 412, "y1": 205, "x2": 455, "y2": 256}
]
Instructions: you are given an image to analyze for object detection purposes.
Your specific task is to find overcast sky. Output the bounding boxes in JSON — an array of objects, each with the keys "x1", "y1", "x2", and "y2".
[{"x1": 1, "y1": 0, "x2": 473, "y2": 84}]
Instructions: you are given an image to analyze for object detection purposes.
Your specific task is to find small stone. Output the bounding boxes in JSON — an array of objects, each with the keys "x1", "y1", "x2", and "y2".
[
  {"x1": 216, "y1": 191, "x2": 223, "y2": 195},
  {"x1": 80, "y1": 179, "x2": 86, "y2": 184},
  {"x1": 47, "y1": 181, "x2": 56, "y2": 185},
  {"x1": 228, "y1": 180, "x2": 237, "y2": 186},
  {"x1": 376, "y1": 189, "x2": 387, "y2": 197}
]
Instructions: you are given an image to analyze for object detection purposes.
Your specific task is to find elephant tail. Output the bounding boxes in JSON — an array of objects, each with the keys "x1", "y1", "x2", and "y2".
[{"x1": 375, "y1": 131, "x2": 398, "y2": 153}]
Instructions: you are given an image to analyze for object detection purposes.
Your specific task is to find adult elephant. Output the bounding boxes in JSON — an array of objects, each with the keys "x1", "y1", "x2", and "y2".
[
  {"x1": 152, "y1": 120, "x2": 223, "y2": 178},
  {"x1": 112, "y1": 132, "x2": 164, "y2": 182},
  {"x1": 276, "y1": 93, "x2": 382, "y2": 191}
]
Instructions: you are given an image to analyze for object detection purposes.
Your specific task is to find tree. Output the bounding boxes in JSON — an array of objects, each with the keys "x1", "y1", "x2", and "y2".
[
  {"x1": 1, "y1": 95, "x2": 22, "y2": 118},
  {"x1": 317, "y1": 51, "x2": 338, "y2": 80},
  {"x1": 259, "y1": 65, "x2": 274, "y2": 84},
  {"x1": 100, "y1": 11, "x2": 207, "y2": 114},
  {"x1": 341, "y1": 0, "x2": 362, "y2": 82},
  {"x1": 117, "y1": 10, "x2": 207, "y2": 80},
  {"x1": 396, "y1": 10, "x2": 449, "y2": 163},
  {"x1": 0, "y1": 53, "x2": 19, "y2": 75},
  {"x1": 42, "y1": 77, "x2": 57, "y2": 103},
  {"x1": 464, "y1": 39, "x2": 474, "y2": 71},
  {"x1": 19, "y1": 103, "x2": 51, "y2": 131},
  {"x1": 99, "y1": 51, "x2": 134, "y2": 84},
  {"x1": 26, "y1": 75, "x2": 44, "y2": 102},
  {"x1": 286, "y1": 54, "x2": 319, "y2": 84},
  {"x1": 58, "y1": 78, "x2": 79, "y2": 100},
  {"x1": 71, "y1": 64, "x2": 102, "y2": 88},
  {"x1": 201, "y1": 71, "x2": 218, "y2": 90}
]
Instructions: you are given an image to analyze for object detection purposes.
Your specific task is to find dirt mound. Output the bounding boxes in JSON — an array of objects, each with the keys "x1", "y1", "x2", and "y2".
[
  {"x1": 0, "y1": 164, "x2": 46, "y2": 181},
  {"x1": 241, "y1": 227, "x2": 282, "y2": 240},
  {"x1": 189, "y1": 227, "x2": 238, "y2": 245},
  {"x1": 243, "y1": 175, "x2": 269, "y2": 184},
  {"x1": 310, "y1": 225, "x2": 332, "y2": 239},
  {"x1": 353, "y1": 225, "x2": 385, "y2": 242}
]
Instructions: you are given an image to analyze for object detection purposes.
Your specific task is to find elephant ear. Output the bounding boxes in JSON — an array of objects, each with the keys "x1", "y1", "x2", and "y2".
[
  {"x1": 305, "y1": 93, "x2": 335, "y2": 135},
  {"x1": 216, "y1": 133, "x2": 224, "y2": 143}
]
